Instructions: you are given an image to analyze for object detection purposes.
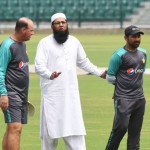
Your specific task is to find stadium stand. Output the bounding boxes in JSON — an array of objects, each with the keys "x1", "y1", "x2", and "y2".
[{"x1": 0, "y1": 0, "x2": 147, "y2": 23}]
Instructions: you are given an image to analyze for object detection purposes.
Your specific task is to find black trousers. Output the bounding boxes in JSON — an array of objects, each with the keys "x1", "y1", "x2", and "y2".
[{"x1": 105, "y1": 98, "x2": 145, "y2": 150}]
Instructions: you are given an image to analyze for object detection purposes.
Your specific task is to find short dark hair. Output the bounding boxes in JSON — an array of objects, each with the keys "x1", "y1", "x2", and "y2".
[{"x1": 15, "y1": 19, "x2": 28, "y2": 31}]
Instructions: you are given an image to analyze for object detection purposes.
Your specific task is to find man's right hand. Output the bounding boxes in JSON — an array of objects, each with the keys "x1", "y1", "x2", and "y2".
[
  {"x1": 50, "y1": 71, "x2": 61, "y2": 80},
  {"x1": 0, "y1": 95, "x2": 9, "y2": 110}
]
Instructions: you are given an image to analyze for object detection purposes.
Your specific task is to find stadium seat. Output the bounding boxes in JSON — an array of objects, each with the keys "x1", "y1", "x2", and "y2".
[
  {"x1": 109, "y1": 0, "x2": 118, "y2": 7},
  {"x1": 103, "y1": 6, "x2": 114, "y2": 20},
  {"x1": 9, "y1": 0, "x2": 20, "y2": 7},
  {"x1": 128, "y1": 0, "x2": 140, "y2": 7},
  {"x1": 0, "y1": 8, "x2": 4, "y2": 20},
  {"x1": 20, "y1": 0, "x2": 30, "y2": 7},
  {"x1": 86, "y1": 8, "x2": 95, "y2": 20},
  {"x1": 37, "y1": 0, "x2": 53, "y2": 7},
  {"x1": 113, "y1": 6, "x2": 121, "y2": 20},
  {"x1": 29, "y1": 0, "x2": 34, "y2": 6},
  {"x1": 122, "y1": 0, "x2": 128, "y2": 6},
  {"x1": 44, "y1": 0, "x2": 52, "y2": 6},
  {"x1": 95, "y1": 0, "x2": 106, "y2": 7},
  {"x1": 55, "y1": 6, "x2": 66, "y2": 14},
  {"x1": 79, "y1": 1, "x2": 86, "y2": 7},
  {"x1": 0, "y1": 0, "x2": 8, "y2": 7},
  {"x1": 87, "y1": 1, "x2": 96, "y2": 7},
  {"x1": 39, "y1": 7, "x2": 56, "y2": 20},
  {"x1": 38, "y1": 7, "x2": 45, "y2": 20},
  {"x1": 13, "y1": 8, "x2": 24, "y2": 19},
  {"x1": 105, "y1": 11, "x2": 113, "y2": 20},
  {"x1": 3, "y1": 7, "x2": 15, "y2": 20},
  {"x1": 66, "y1": 1, "x2": 77, "y2": 7},
  {"x1": 122, "y1": 5, "x2": 133, "y2": 16},
  {"x1": 23, "y1": 7, "x2": 36, "y2": 20},
  {"x1": 66, "y1": 6, "x2": 78, "y2": 20},
  {"x1": 94, "y1": 7, "x2": 105, "y2": 19},
  {"x1": 0, "y1": 0, "x2": 147, "y2": 22},
  {"x1": 55, "y1": 0, "x2": 65, "y2": 6},
  {"x1": 66, "y1": 1, "x2": 73, "y2": 6},
  {"x1": 79, "y1": 7, "x2": 88, "y2": 20}
]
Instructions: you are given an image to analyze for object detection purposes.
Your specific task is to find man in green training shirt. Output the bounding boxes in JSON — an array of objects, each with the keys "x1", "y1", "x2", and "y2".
[{"x1": 105, "y1": 25, "x2": 147, "y2": 150}]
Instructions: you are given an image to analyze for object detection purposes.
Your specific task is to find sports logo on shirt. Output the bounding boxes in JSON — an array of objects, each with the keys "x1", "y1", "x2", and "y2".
[
  {"x1": 19, "y1": 61, "x2": 28, "y2": 69},
  {"x1": 142, "y1": 58, "x2": 145, "y2": 64},
  {"x1": 127, "y1": 68, "x2": 144, "y2": 75},
  {"x1": 19, "y1": 61, "x2": 24, "y2": 69},
  {"x1": 127, "y1": 68, "x2": 134, "y2": 75}
]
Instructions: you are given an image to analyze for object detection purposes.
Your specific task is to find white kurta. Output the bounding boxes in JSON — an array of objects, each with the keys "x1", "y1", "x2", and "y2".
[{"x1": 35, "y1": 34, "x2": 102, "y2": 139}]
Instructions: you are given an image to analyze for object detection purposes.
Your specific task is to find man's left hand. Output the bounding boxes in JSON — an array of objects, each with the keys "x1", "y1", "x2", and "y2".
[{"x1": 0, "y1": 95, "x2": 9, "y2": 110}]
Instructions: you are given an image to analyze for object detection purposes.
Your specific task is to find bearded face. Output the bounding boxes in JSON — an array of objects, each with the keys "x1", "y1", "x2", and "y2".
[
  {"x1": 52, "y1": 18, "x2": 69, "y2": 44},
  {"x1": 124, "y1": 33, "x2": 142, "y2": 51},
  {"x1": 53, "y1": 26, "x2": 69, "y2": 44},
  {"x1": 127, "y1": 34, "x2": 141, "y2": 49}
]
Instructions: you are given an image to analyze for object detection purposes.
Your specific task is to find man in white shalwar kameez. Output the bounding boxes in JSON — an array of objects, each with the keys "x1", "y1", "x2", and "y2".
[{"x1": 35, "y1": 13, "x2": 106, "y2": 150}]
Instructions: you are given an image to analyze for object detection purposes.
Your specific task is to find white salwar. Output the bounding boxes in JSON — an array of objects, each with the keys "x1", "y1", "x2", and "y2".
[{"x1": 35, "y1": 34, "x2": 102, "y2": 140}]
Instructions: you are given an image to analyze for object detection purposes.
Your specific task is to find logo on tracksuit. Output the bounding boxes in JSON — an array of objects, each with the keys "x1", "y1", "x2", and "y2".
[
  {"x1": 127, "y1": 68, "x2": 144, "y2": 75},
  {"x1": 19, "y1": 61, "x2": 24, "y2": 69},
  {"x1": 127, "y1": 68, "x2": 134, "y2": 75},
  {"x1": 19, "y1": 61, "x2": 28, "y2": 69}
]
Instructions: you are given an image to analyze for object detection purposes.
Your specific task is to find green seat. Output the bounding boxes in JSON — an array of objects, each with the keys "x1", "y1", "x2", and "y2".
[
  {"x1": 9, "y1": 0, "x2": 19, "y2": 7},
  {"x1": 23, "y1": 7, "x2": 36, "y2": 20},
  {"x1": 80, "y1": 7, "x2": 88, "y2": 20},
  {"x1": 0, "y1": 0, "x2": 147, "y2": 21},
  {"x1": 52, "y1": 0, "x2": 64, "y2": 6},
  {"x1": 0, "y1": 8, "x2": 5, "y2": 20},
  {"x1": 14, "y1": 8, "x2": 24, "y2": 19},
  {"x1": 94, "y1": 7, "x2": 105, "y2": 19},
  {"x1": 66, "y1": 1, "x2": 74, "y2": 7},
  {"x1": 122, "y1": 5, "x2": 132, "y2": 16},
  {"x1": 66, "y1": 6, "x2": 78, "y2": 20},
  {"x1": 44, "y1": 0, "x2": 52, "y2": 6},
  {"x1": 121, "y1": 0, "x2": 128, "y2": 6},
  {"x1": 40, "y1": 7, "x2": 55, "y2": 20},
  {"x1": 20, "y1": 0, "x2": 30, "y2": 7},
  {"x1": 88, "y1": 9, "x2": 95, "y2": 20},
  {"x1": 113, "y1": 6, "x2": 121, "y2": 20},
  {"x1": 3, "y1": 7, "x2": 14, "y2": 20},
  {"x1": 38, "y1": 7, "x2": 44, "y2": 20},
  {"x1": 36, "y1": 0, "x2": 47, "y2": 7},
  {"x1": 87, "y1": 1, "x2": 96, "y2": 7},
  {"x1": 0, "y1": 0, "x2": 8, "y2": 7},
  {"x1": 128, "y1": 0, "x2": 140, "y2": 7},
  {"x1": 105, "y1": 9, "x2": 115, "y2": 20},
  {"x1": 95, "y1": 0, "x2": 106, "y2": 7},
  {"x1": 55, "y1": 6, "x2": 66, "y2": 14},
  {"x1": 109, "y1": 0, "x2": 118, "y2": 6},
  {"x1": 79, "y1": 1, "x2": 86, "y2": 7}
]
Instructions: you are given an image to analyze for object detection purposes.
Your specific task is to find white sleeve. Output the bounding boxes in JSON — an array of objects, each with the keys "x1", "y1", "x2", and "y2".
[
  {"x1": 34, "y1": 40, "x2": 52, "y2": 79},
  {"x1": 77, "y1": 41, "x2": 102, "y2": 77},
  {"x1": 106, "y1": 74, "x2": 116, "y2": 84}
]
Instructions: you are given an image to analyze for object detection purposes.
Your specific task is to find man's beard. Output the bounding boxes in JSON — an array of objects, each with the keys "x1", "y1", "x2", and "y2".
[
  {"x1": 128, "y1": 39, "x2": 140, "y2": 49},
  {"x1": 53, "y1": 27, "x2": 69, "y2": 44}
]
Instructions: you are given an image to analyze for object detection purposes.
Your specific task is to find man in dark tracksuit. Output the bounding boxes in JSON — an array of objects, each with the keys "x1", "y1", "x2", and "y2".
[
  {"x1": 106, "y1": 25, "x2": 147, "y2": 150},
  {"x1": 0, "y1": 17, "x2": 34, "y2": 150}
]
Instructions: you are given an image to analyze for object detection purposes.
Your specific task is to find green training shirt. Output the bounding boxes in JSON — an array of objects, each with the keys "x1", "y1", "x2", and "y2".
[{"x1": 107, "y1": 46, "x2": 147, "y2": 100}]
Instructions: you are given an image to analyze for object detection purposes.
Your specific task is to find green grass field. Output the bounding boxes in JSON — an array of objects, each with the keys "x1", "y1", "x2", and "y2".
[{"x1": 0, "y1": 32, "x2": 150, "y2": 150}]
